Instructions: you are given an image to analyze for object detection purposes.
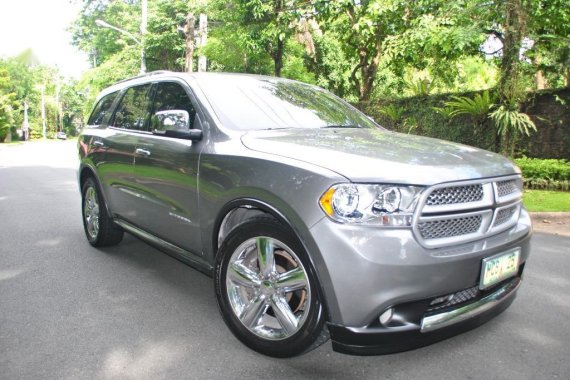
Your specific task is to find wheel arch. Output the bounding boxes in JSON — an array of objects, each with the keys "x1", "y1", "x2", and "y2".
[
  {"x1": 79, "y1": 165, "x2": 113, "y2": 218},
  {"x1": 212, "y1": 197, "x2": 337, "y2": 322}
]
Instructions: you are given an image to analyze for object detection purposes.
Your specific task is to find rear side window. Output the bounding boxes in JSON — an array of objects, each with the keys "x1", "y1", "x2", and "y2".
[
  {"x1": 112, "y1": 84, "x2": 152, "y2": 131},
  {"x1": 87, "y1": 91, "x2": 119, "y2": 126}
]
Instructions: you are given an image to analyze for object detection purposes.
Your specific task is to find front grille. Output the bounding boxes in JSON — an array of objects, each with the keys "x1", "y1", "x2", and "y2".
[
  {"x1": 494, "y1": 205, "x2": 517, "y2": 227},
  {"x1": 414, "y1": 176, "x2": 522, "y2": 248},
  {"x1": 418, "y1": 215, "x2": 482, "y2": 240},
  {"x1": 496, "y1": 179, "x2": 518, "y2": 198},
  {"x1": 426, "y1": 184, "x2": 483, "y2": 206}
]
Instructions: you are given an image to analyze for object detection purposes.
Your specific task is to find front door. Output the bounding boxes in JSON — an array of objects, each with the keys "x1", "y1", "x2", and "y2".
[{"x1": 132, "y1": 81, "x2": 203, "y2": 255}]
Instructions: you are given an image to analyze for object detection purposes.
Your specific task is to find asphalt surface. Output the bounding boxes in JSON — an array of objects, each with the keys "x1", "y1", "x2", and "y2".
[{"x1": 1, "y1": 140, "x2": 569, "y2": 380}]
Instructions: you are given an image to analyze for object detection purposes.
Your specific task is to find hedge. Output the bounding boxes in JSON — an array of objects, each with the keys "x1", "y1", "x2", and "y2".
[{"x1": 514, "y1": 157, "x2": 570, "y2": 191}]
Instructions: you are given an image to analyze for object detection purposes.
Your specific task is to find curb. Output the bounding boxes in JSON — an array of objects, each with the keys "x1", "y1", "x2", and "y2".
[{"x1": 530, "y1": 212, "x2": 570, "y2": 219}]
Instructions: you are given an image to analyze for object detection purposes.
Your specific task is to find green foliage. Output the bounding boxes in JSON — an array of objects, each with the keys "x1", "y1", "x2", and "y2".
[
  {"x1": 489, "y1": 106, "x2": 537, "y2": 137},
  {"x1": 405, "y1": 78, "x2": 431, "y2": 97},
  {"x1": 145, "y1": 0, "x2": 192, "y2": 71},
  {"x1": 445, "y1": 90, "x2": 494, "y2": 119},
  {"x1": 208, "y1": 0, "x2": 309, "y2": 77},
  {"x1": 70, "y1": 0, "x2": 142, "y2": 66},
  {"x1": 378, "y1": 104, "x2": 405, "y2": 122},
  {"x1": 281, "y1": 42, "x2": 316, "y2": 84},
  {"x1": 432, "y1": 106, "x2": 455, "y2": 119},
  {"x1": 0, "y1": 92, "x2": 15, "y2": 141},
  {"x1": 77, "y1": 47, "x2": 140, "y2": 122},
  {"x1": 305, "y1": 33, "x2": 353, "y2": 99},
  {"x1": 514, "y1": 157, "x2": 570, "y2": 181},
  {"x1": 527, "y1": 0, "x2": 570, "y2": 89}
]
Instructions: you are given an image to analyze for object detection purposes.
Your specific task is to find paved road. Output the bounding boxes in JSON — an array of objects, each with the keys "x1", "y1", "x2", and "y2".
[{"x1": 1, "y1": 141, "x2": 568, "y2": 379}]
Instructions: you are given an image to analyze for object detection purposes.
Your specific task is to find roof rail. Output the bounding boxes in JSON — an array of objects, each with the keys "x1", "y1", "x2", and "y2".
[{"x1": 113, "y1": 70, "x2": 176, "y2": 85}]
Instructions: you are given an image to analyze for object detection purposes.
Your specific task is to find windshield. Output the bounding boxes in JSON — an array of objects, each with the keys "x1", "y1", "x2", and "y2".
[{"x1": 196, "y1": 75, "x2": 379, "y2": 131}]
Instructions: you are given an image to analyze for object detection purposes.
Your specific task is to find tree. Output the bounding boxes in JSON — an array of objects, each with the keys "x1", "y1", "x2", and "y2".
[
  {"x1": 526, "y1": 0, "x2": 570, "y2": 88},
  {"x1": 0, "y1": 91, "x2": 15, "y2": 141},
  {"x1": 70, "y1": 0, "x2": 142, "y2": 67}
]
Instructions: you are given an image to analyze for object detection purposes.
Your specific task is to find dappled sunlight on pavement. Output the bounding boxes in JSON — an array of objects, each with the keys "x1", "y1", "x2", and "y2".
[{"x1": 101, "y1": 341, "x2": 187, "y2": 380}]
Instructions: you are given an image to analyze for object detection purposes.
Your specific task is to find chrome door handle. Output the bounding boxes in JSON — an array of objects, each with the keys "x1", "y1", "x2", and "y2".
[
  {"x1": 135, "y1": 148, "x2": 151, "y2": 157},
  {"x1": 93, "y1": 140, "x2": 105, "y2": 147}
]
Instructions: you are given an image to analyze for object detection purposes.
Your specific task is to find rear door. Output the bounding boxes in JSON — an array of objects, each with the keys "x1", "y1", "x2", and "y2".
[
  {"x1": 131, "y1": 81, "x2": 204, "y2": 255},
  {"x1": 101, "y1": 83, "x2": 153, "y2": 221}
]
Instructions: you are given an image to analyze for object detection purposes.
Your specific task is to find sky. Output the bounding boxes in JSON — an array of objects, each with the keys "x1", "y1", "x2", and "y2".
[{"x1": 0, "y1": 0, "x2": 90, "y2": 78}]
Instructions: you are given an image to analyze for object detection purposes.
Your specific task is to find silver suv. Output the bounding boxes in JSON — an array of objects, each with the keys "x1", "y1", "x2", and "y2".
[{"x1": 78, "y1": 71, "x2": 532, "y2": 357}]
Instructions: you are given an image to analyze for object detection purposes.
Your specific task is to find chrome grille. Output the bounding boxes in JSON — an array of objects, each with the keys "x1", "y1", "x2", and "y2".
[
  {"x1": 418, "y1": 215, "x2": 482, "y2": 240},
  {"x1": 494, "y1": 205, "x2": 517, "y2": 227},
  {"x1": 496, "y1": 180, "x2": 518, "y2": 198},
  {"x1": 414, "y1": 175, "x2": 522, "y2": 248},
  {"x1": 426, "y1": 184, "x2": 483, "y2": 206}
]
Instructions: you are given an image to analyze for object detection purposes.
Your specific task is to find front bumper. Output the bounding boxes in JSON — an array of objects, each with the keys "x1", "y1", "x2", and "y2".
[
  {"x1": 307, "y1": 208, "x2": 532, "y2": 355},
  {"x1": 328, "y1": 276, "x2": 521, "y2": 355}
]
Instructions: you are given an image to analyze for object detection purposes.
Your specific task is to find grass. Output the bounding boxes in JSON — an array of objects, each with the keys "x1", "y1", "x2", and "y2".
[{"x1": 522, "y1": 189, "x2": 570, "y2": 212}]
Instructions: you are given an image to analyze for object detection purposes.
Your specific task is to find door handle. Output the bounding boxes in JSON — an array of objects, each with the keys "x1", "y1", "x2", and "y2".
[
  {"x1": 93, "y1": 140, "x2": 105, "y2": 147},
  {"x1": 135, "y1": 148, "x2": 151, "y2": 157}
]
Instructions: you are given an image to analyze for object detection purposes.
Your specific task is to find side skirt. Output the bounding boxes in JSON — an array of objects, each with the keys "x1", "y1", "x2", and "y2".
[{"x1": 114, "y1": 218, "x2": 214, "y2": 277}]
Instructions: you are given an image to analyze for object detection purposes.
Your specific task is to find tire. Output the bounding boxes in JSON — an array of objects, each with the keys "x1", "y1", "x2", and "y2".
[
  {"x1": 81, "y1": 177, "x2": 123, "y2": 247},
  {"x1": 214, "y1": 216, "x2": 327, "y2": 357}
]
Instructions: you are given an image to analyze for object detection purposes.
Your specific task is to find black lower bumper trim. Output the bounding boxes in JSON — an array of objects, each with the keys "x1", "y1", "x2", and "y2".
[{"x1": 328, "y1": 279, "x2": 520, "y2": 355}]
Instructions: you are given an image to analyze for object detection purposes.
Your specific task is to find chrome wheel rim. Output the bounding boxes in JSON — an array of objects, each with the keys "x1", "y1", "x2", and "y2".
[
  {"x1": 226, "y1": 237, "x2": 311, "y2": 340},
  {"x1": 84, "y1": 186, "x2": 100, "y2": 240}
]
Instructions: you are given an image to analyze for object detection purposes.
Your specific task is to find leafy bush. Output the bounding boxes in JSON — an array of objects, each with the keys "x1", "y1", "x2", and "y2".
[
  {"x1": 405, "y1": 78, "x2": 431, "y2": 97},
  {"x1": 444, "y1": 90, "x2": 494, "y2": 119},
  {"x1": 489, "y1": 106, "x2": 537, "y2": 137},
  {"x1": 515, "y1": 157, "x2": 570, "y2": 181},
  {"x1": 378, "y1": 104, "x2": 405, "y2": 122}
]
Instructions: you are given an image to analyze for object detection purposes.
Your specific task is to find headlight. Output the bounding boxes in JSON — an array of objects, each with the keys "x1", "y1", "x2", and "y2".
[{"x1": 319, "y1": 184, "x2": 423, "y2": 226}]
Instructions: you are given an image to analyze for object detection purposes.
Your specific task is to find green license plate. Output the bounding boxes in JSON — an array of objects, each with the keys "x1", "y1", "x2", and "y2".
[{"x1": 480, "y1": 248, "x2": 520, "y2": 290}]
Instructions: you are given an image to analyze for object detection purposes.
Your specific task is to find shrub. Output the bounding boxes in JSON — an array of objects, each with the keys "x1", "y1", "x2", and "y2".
[
  {"x1": 445, "y1": 90, "x2": 494, "y2": 120},
  {"x1": 514, "y1": 157, "x2": 570, "y2": 181}
]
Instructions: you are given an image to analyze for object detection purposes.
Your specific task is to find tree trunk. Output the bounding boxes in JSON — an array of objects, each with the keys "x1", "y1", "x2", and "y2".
[
  {"x1": 272, "y1": 0, "x2": 284, "y2": 77},
  {"x1": 274, "y1": 38, "x2": 284, "y2": 77},
  {"x1": 184, "y1": 13, "x2": 195, "y2": 73},
  {"x1": 498, "y1": 0, "x2": 525, "y2": 106},
  {"x1": 497, "y1": 0, "x2": 526, "y2": 156},
  {"x1": 535, "y1": 70, "x2": 547, "y2": 90}
]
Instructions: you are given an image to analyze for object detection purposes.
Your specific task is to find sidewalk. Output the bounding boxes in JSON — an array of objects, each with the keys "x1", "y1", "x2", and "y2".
[{"x1": 530, "y1": 212, "x2": 570, "y2": 237}]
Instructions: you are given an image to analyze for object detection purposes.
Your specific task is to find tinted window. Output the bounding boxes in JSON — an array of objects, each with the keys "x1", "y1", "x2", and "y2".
[
  {"x1": 197, "y1": 76, "x2": 378, "y2": 131},
  {"x1": 88, "y1": 91, "x2": 119, "y2": 126},
  {"x1": 112, "y1": 84, "x2": 152, "y2": 131},
  {"x1": 152, "y1": 82, "x2": 196, "y2": 128}
]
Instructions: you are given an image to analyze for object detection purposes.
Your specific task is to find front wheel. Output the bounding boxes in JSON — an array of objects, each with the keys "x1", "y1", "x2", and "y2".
[
  {"x1": 214, "y1": 217, "x2": 327, "y2": 357},
  {"x1": 81, "y1": 177, "x2": 123, "y2": 247}
]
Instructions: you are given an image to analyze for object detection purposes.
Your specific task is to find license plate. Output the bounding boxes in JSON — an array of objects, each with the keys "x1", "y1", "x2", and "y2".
[{"x1": 480, "y1": 248, "x2": 520, "y2": 290}]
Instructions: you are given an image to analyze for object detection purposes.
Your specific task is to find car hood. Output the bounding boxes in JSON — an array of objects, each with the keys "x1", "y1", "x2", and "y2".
[{"x1": 240, "y1": 128, "x2": 520, "y2": 185}]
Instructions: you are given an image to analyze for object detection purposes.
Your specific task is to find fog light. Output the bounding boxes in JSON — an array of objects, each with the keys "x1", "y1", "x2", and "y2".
[{"x1": 379, "y1": 308, "x2": 394, "y2": 326}]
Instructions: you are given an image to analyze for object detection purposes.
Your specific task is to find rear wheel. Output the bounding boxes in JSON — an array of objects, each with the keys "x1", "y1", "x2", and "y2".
[
  {"x1": 214, "y1": 217, "x2": 327, "y2": 357},
  {"x1": 81, "y1": 177, "x2": 123, "y2": 247}
]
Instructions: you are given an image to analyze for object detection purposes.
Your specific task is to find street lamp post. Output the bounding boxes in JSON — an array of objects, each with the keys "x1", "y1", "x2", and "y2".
[{"x1": 95, "y1": 19, "x2": 146, "y2": 74}]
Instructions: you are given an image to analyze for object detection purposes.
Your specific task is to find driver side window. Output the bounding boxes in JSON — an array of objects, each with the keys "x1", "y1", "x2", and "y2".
[{"x1": 152, "y1": 82, "x2": 196, "y2": 131}]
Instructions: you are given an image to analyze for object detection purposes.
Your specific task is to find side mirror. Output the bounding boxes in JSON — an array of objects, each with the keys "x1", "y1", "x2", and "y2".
[{"x1": 152, "y1": 110, "x2": 202, "y2": 140}]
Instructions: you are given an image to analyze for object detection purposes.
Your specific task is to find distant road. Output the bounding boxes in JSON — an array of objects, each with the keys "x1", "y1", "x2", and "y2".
[{"x1": 1, "y1": 140, "x2": 568, "y2": 379}]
